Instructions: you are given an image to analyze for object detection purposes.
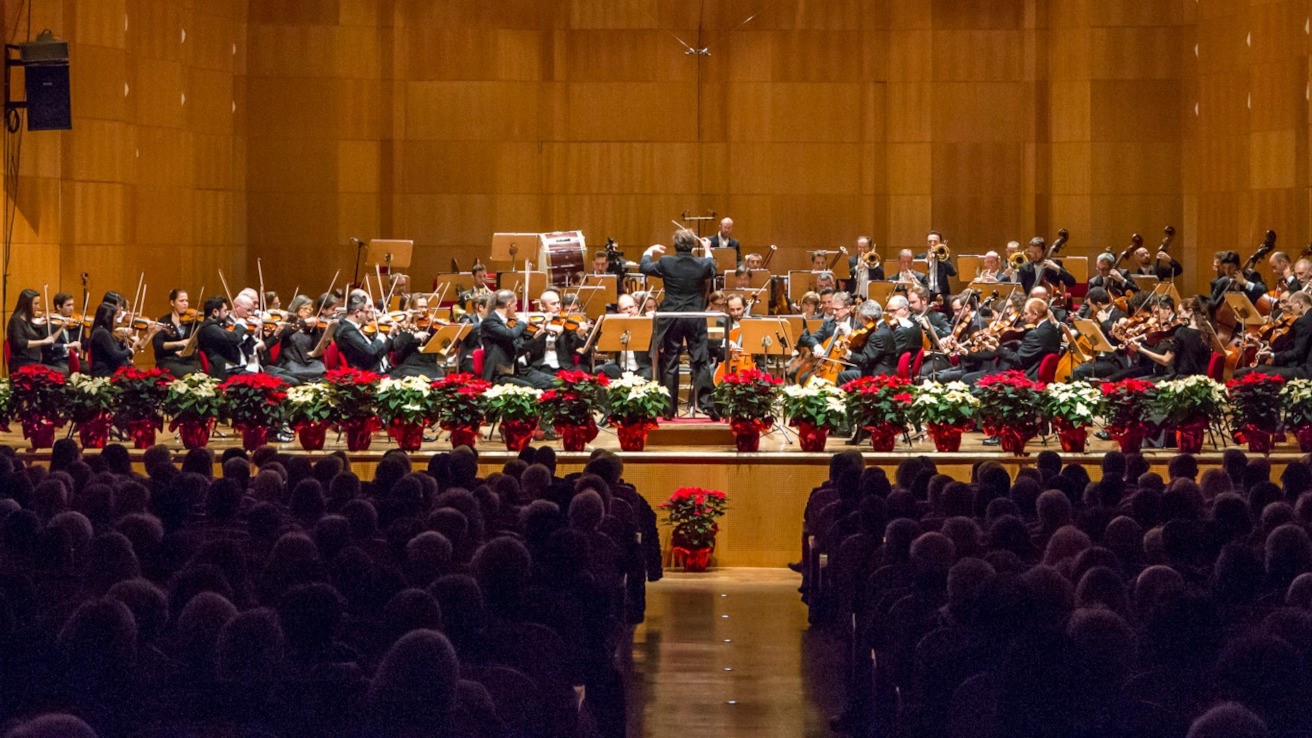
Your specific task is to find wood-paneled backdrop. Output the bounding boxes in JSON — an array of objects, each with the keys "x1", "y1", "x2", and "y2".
[{"x1": 2, "y1": 0, "x2": 1311, "y2": 315}]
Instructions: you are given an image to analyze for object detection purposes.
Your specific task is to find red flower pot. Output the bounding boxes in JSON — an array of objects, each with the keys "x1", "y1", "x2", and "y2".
[
  {"x1": 295, "y1": 421, "x2": 329, "y2": 451},
  {"x1": 998, "y1": 427, "x2": 1033, "y2": 456},
  {"x1": 1245, "y1": 426, "x2": 1275, "y2": 455},
  {"x1": 1109, "y1": 425, "x2": 1144, "y2": 454},
  {"x1": 556, "y1": 421, "x2": 598, "y2": 452},
  {"x1": 793, "y1": 421, "x2": 829, "y2": 452},
  {"x1": 616, "y1": 421, "x2": 656, "y2": 452},
  {"x1": 926, "y1": 423, "x2": 964, "y2": 452},
  {"x1": 676, "y1": 546, "x2": 713, "y2": 572},
  {"x1": 175, "y1": 417, "x2": 216, "y2": 449},
  {"x1": 238, "y1": 425, "x2": 269, "y2": 452},
  {"x1": 1294, "y1": 425, "x2": 1312, "y2": 453},
  {"x1": 1175, "y1": 420, "x2": 1208, "y2": 455},
  {"x1": 1052, "y1": 419, "x2": 1088, "y2": 453},
  {"x1": 866, "y1": 423, "x2": 901, "y2": 452},
  {"x1": 21, "y1": 419, "x2": 57, "y2": 450},
  {"x1": 124, "y1": 418, "x2": 159, "y2": 450},
  {"x1": 501, "y1": 418, "x2": 536, "y2": 451},
  {"x1": 448, "y1": 425, "x2": 480, "y2": 449},
  {"x1": 77, "y1": 415, "x2": 113, "y2": 450},
  {"x1": 388, "y1": 421, "x2": 426, "y2": 452},
  {"x1": 343, "y1": 423, "x2": 374, "y2": 452},
  {"x1": 730, "y1": 418, "x2": 770, "y2": 453}
]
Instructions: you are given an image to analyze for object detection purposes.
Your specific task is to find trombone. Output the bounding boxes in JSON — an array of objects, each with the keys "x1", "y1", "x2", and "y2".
[
  {"x1": 929, "y1": 242, "x2": 951, "y2": 261},
  {"x1": 1007, "y1": 251, "x2": 1028, "y2": 271}
]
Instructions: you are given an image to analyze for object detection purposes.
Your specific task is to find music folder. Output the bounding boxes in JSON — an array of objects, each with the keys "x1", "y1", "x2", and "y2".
[
  {"x1": 421, "y1": 323, "x2": 471, "y2": 355},
  {"x1": 1071, "y1": 318, "x2": 1115, "y2": 353},
  {"x1": 1224, "y1": 293, "x2": 1265, "y2": 326}
]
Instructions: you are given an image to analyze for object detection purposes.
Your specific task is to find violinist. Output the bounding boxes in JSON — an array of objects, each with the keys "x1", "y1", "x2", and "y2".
[
  {"x1": 388, "y1": 294, "x2": 438, "y2": 379},
  {"x1": 1089, "y1": 253, "x2": 1137, "y2": 298},
  {"x1": 457, "y1": 293, "x2": 490, "y2": 375},
  {"x1": 1071, "y1": 287, "x2": 1129, "y2": 381},
  {"x1": 335, "y1": 289, "x2": 398, "y2": 373},
  {"x1": 153, "y1": 289, "x2": 202, "y2": 378},
  {"x1": 908, "y1": 286, "x2": 950, "y2": 337},
  {"x1": 520, "y1": 289, "x2": 587, "y2": 389},
  {"x1": 1018, "y1": 236, "x2": 1076, "y2": 295},
  {"x1": 1236, "y1": 291, "x2": 1312, "y2": 379},
  {"x1": 7, "y1": 289, "x2": 66, "y2": 374},
  {"x1": 263, "y1": 291, "x2": 281, "y2": 311},
  {"x1": 89, "y1": 300, "x2": 160, "y2": 377},
  {"x1": 598, "y1": 294, "x2": 654, "y2": 381},
  {"x1": 481, "y1": 289, "x2": 532, "y2": 384},
  {"x1": 1030, "y1": 285, "x2": 1068, "y2": 324},
  {"x1": 1270, "y1": 252, "x2": 1299, "y2": 294},
  {"x1": 197, "y1": 296, "x2": 255, "y2": 380},
  {"x1": 1122, "y1": 295, "x2": 1211, "y2": 379},
  {"x1": 838, "y1": 300, "x2": 896, "y2": 386},
  {"x1": 1130, "y1": 243, "x2": 1183, "y2": 281},
  {"x1": 960, "y1": 297, "x2": 1061, "y2": 384},
  {"x1": 273, "y1": 295, "x2": 327, "y2": 382},
  {"x1": 41, "y1": 292, "x2": 83, "y2": 376},
  {"x1": 1209, "y1": 250, "x2": 1267, "y2": 312}
]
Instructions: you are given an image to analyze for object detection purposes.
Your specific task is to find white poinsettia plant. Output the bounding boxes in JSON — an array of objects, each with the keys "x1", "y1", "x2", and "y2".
[
  {"x1": 483, "y1": 383, "x2": 543, "y2": 423},
  {"x1": 375, "y1": 375, "x2": 437, "y2": 425},
  {"x1": 284, "y1": 382, "x2": 336, "y2": 427},
  {"x1": 1041, "y1": 381, "x2": 1101, "y2": 426},
  {"x1": 1282, "y1": 378, "x2": 1312, "y2": 428},
  {"x1": 911, "y1": 381, "x2": 979, "y2": 426},
  {"x1": 781, "y1": 380, "x2": 847, "y2": 429},
  {"x1": 1151, "y1": 375, "x2": 1226, "y2": 427},
  {"x1": 162, "y1": 373, "x2": 223, "y2": 423},
  {"x1": 605, "y1": 372, "x2": 670, "y2": 424},
  {"x1": 65, "y1": 373, "x2": 120, "y2": 423}
]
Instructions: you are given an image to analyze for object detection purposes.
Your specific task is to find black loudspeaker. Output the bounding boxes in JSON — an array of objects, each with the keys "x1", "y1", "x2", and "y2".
[{"x1": 25, "y1": 63, "x2": 70, "y2": 131}]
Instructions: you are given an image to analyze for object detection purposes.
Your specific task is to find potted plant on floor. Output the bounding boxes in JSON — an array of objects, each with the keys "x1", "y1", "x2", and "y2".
[
  {"x1": 1152, "y1": 376, "x2": 1226, "y2": 454},
  {"x1": 911, "y1": 380, "x2": 979, "y2": 452},
  {"x1": 1041, "y1": 381, "x2": 1101, "y2": 453},
  {"x1": 284, "y1": 382, "x2": 336, "y2": 451},
  {"x1": 713, "y1": 368, "x2": 783, "y2": 452},
  {"x1": 163, "y1": 373, "x2": 223, "y2": 449},
  {"x1": 110, "y1": 367, "x2": 172, "y2": 449},
  {"x1": 0, "y1": 377, "x2": 12, "y2": 432},
  {"x1": 541, "y1": 370, "x2": 609, "y2": 452},
  {"x1": 325, "y1": 367, "x2": 384, "y2": 451},
  {"x1": 974, "y1": 370, "x2": 1045, "y2": 455},
  {"x1": 10, "y1": 365, "x2": 67, "y2": 449},
  {"x1": 1282, "y1": 378, "x2": 1312, "y2": 452},
  {"x1": 1228, "y1": 371, "x2": 1285, "y2": 455},
  {"x1": 604, "y1": 373, "x2": 669, "y2": 452},
  {"x1": 660, "y1": 486, "x2": 728, "y2": 572},
  {"x1": 842, "y1": 375, "x2": 914, "y2": 452},
  {"x1": 431, "y1": 373, "x2": 492, "y2": 449},
  {"x1": 1099, "y1": 378, "x2": 1158, "y2": 453},
  {"x1": 376, "y1": 376, "x2": 437, "y2": 452},
  {"x1": 220, "y1": 372, "x2": 289, "y2": 451},
  {"x1": 781, "y1": 381, "x2": 847, "y2": 452},
  {"x1": 65, "y1": 373, "x2": 119, "y2": 449},
  {"x1": 483, "y1": 384, "x2": 543, "y2": 451}
]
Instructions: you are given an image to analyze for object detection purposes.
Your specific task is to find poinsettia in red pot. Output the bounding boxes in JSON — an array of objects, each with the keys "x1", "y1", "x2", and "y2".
[
  {"x1": 1282, "y1": 379, "x2": 1312, "y2": 452},
  {"x1": 65, "y1": 374, "x2": 119, "y2": 449},
  {"x1": 284, "y1": 382, "x2": 334, "y2": 451},
  {"x1": 660, "y1": 486, "x2": 727, "y2": 572},
  {"x1": 975, "y1": 370, "x2": 1046, "y2": 456},
  {"x1": 163, "y1": 373, "x2": 223, "y2": 449},
  {"x1": 604, "y1": 373, "x2": 668, "y2": 452},
  {"x1": 326, "y1": 367, "x2": 384, "y2": 451},
  {"x1": 110, "y1": 366, "x2": 172, "y2": 449},
  {"x1": 431, "y1": 373, "x2": 491, "y2": 449},
  {"x1": 782, "y1": 381, "x2": 847, "y2": 452},
  {"x1": 1229, "y1": 371, "x2": 1285, "y2": 455},
  {"x1": 911, "y1": 381, "x2": 979, "y2": 452},
  {"x1": 483, "y1": 384, "x2": 543, "y2": 451},
  {"x1": 1099, "y1": 378, "x2": 1158, "y2": 453},
  {"x1": 542, "y1": 370, "x2": 609, "y2": 452},
  {"x1": 714, "y1": 368, "x2": 782, "y2": 452},
  {"x1": 219, "y1": 372, "x2": 289, "y2": 451},
  {"x1": 10, "y1": 365, "x2": 66, "y2": 449},
  {"x1": 843, "y1": 375, "x2": 914, "y2": 452},
  {"x1": 376, "y1": 376, "x2": 437, "y2": 452}
]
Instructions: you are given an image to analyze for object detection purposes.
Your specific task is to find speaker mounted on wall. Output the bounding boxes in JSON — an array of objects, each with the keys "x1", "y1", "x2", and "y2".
[{"x1": 4, "y1": 29, "x2": 71, "y2": 132}]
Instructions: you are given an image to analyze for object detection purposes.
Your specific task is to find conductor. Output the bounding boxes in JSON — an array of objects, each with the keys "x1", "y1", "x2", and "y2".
[{"x1": 641, "y1": 228, "x2": 719, "y2": 419}]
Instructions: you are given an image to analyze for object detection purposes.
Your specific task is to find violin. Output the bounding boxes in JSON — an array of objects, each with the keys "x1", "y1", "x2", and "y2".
[
  {"x1": 178, "y1": 308, "x2": 199, "y2": 325},
  {"x1": 131, "y1": 316, "x2": 175, "y2": 336}
]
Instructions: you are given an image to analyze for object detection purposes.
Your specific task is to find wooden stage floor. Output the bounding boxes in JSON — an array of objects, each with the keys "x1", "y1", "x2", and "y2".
[{"x1": 7, "y1": 424, "x2": 1307, "y2": 567}]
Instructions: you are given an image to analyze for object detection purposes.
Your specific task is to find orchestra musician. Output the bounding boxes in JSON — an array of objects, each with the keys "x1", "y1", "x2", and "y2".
[
  {"x1": 42, "y1": 292, "x2": 82, "y2": 376},
  {"x1": 1294, "y1": 259, "x2": 1312, "y2": 294},
  {"x1": 153, "y1": 289, "x2": 202, "y2": 378},
  {"x1": 1089, "y1": 253, "x2": 1138, "y2": 297},
  {"x1": 907, "y1": 285, "x2": 950, "y2": 338},
  {"x1": 1071, "y1": 287, "x2": 1129, "y2": 381},
  {"x1": 520, "y1": 289, "x2": 587, "y2": 389},
  {"x1": 386, "y1": 294, "x2": 439, "y2": 379},
  {"x1": 893, "y1": 249, "x2": 926, "y2": 288},
  {"x1": 1236, "y1": 291, "x2": 1312, "y2": 379},
  {"x1": 480, "y1": 289, "x2": 530, "y2": 384},
  {"x1": 1208, "y1": 250, "x2": 1268, "y2": 312},
  {"x1": 976, "y1": 251, "x2": 1005, "y2": 283},
  {"x1": 8, "y1": 289, "x2": 69, "y2": 375},
  {"x1": 1030, "y1": 285, "x2": 1068, "y2": 324},
  {"x1": 273, "y1": 294, "x2": 327, "y2": 382},
  {"x1": 815, "y1": 271, "x2": 837, "y2": 292},
  {"x1": 457, "y1": 293, "x2": 490, "y2": 375},
  {"x1": 960, "y1": 297, "x2": 1061, "y2": 384},
  {"x1": 597, "y1": 294, "x2": 653, "y2": 380},
  {"x1": 797, "y1": 291, "x2": 823, "y2": 320},
  {"x1": 333, "y1": 290, "x2": 397, "y2": 374},
  {"x1": 800, "y1": 292, "x2": 856, "y2": 355},
  {"x1": 744, "y1": 252, "x2": 764, "y2": 269},
  {"x1": 1018, "y1": 236, "x2": 1076, "y2": 296},
  {"x1": 591, "y1": 250, "x2": 611, "y2": 276},
  {"x1": 921, "y1": 291, "x2": 988, "y2": 378},
  {"x1": 1269, "y1": 251, "x2": 1300, "y2": 294},
  {"x1": 846, "y1": 236, "x2": 884, "y2": 295},
  {"x1": 1002, "y1": 241, "x2": 1024, "y2": 281},
  {"x1": 1130, "y1": 243, "x2": 1183, "y2": 281},
  {"x1": 263, "y1": 291, "x2": 281, "y2": 311},
  {"x1": 921, "y1": 231, "x2": 957, "y2": 302},
  {"x1": 89, "y1": 299, "x2": 161, "y2": 378},
  {"x1": 1122, "y1": 295, "x2": 1212, "y2": 379},
  {"x1": 640, "y1": 229, "x2": 719, "y2": 418},
  {"x1": 707, "y1": 217, "x2": 741, "y2": 266},
  {"x1": 837, "y1": 300, "x2": 896, "y2": 387}
]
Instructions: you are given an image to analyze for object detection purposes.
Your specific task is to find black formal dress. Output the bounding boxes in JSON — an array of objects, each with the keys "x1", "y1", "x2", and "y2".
[
  {"x1": 276, "y1": 321, "x2": 326, "y2": 382},
  {"x1": 640, "y1": 250, "x2": 718, "y2": 416},
  {"x1": 6, "y1": 315, "x2": 43, "y2": 374},
  {"x1": 88, "y1": 326, "x2": 133, "y2": 377},
  {"x1": 389, "y1": 331, "x2": 442, "y2": 379},
  {"x1": 152, "y1": 314, "x2": 202, "y2": 378}
]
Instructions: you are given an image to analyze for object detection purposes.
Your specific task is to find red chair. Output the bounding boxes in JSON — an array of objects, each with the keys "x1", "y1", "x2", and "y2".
[
  {"x1": 323, "y1": 343, "x2": 343, "y2": 370},
  {"x1": 896, "y1": 352, "x2": 912, "y2": 380},
  {"x1": 911, "y1": 348, "x2": 925, "y2": 378},
  {"x1": 197, "y1": 351, "x2": 212, "y2": 374},
  {"x1": 1037, "y1": 353, "x2": 1059, "y2": 384},
  {"x1": 68, "y1": 351, "x2": 80, "y2": 374},
  {"x1": 1207, "y1": 352, "x2": 1225, "y2": 382},
  {"x1": 472, "y1": 348, "x2": 485, "y2": 377},
  {"x1": 268, "y1": 343, "x2": 281, "y2": 364}
]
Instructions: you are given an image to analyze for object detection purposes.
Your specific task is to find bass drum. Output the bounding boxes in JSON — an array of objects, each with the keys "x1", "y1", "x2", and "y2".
[{"x1": 538, "y1": 231, "x2": 586, "y2": 288}]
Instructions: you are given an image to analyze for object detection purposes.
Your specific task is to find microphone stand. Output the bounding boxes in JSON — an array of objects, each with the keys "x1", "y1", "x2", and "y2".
[{"x1": 758, "y1": 333, "x2": 794, "y2": 444}]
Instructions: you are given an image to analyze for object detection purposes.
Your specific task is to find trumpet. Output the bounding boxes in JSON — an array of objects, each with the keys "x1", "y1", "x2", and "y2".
[
  {"x1": 1008, "y1": 251, "x2": 1028, "y2": 270},
  {"x1": 929, "y1": 242, "x2": 951, "y2": 261}
]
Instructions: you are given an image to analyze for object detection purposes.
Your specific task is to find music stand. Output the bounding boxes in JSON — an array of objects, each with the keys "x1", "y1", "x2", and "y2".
[
  {"x1": 831, "y1": 253, "x2": 852, "y2": 280},
  {"x1": 866, "y1": 281, "x2": 897, "y2": 305},
  {"x1": 421, "y1": 323, "x2": 471, "y2": 358},
  {"x1": 739, "y1": 317, "x2": 792, "y2": 367},
  {"x1": 595, "y1": 315, "x2": 653, "y2": 355},
  {"x1": 1224, "y1": 293, "x2": 1265, "y2": 326},
  {"x1": 788, "y1": 270, "x2": 816, "y2": 302},
  {"x1": 579, "y1": 274, "x2": 618, "y2": 305},
  {"x1": 957, "y1": 256, "x2": 983, "y2": 282},
  {"x1": 491, "y1": 233, "x2": 539, "y2": 266},
  {"x1": 1130, "y1": 274, "x2": 1160, "y2": 292},
  {"x1": 500, "y1": 271, "x2": 549, "y2": 302},
  {"x1": 705, "y1": 247, "x2": 735, "y2": 272},
  {"x1": 367, "y1": 239, "x2": 413, "y2": 272},
  {"x1": 1071, "y1": 318, "x2": 1116, "y2": 353},
  {"x1": 307, "y1": 321, "x2": 338, "y2": 359},
  {"x1": 568, "y1": 286, "x2": 608, "y2": 320},
  {"x1": 178, "y1": 330, "x2": 200, "y2": 358}
]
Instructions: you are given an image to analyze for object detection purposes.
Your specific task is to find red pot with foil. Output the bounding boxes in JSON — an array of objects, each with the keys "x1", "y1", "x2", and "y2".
[
  {"x1": 729, "y1": 418, "x2": 771, "y2": 453},
  {"x1": 616, "y1": 420, "x2": 658, "y2": 452},
  {"x1": 865, "y1": 423, "x2": 901, "y2": 452},
  {"x1": 501, "y1": 418, "x2": 536, "y2": 451},
  {"x1": 77, "y1": 414, "x2": 113, "y2": 450},
  {"x1": 387, "y1": 421, "x2": 427, "y2": 452},
  {"x1": 556, "y1": 421, "x2": 599, "y2": 452},
  {"x1": 926, "y1": 422, "x2": 966, "y2": 453},
  {"x1": 1052, "y1": 418, "x2": 1088, "y2": 453}
]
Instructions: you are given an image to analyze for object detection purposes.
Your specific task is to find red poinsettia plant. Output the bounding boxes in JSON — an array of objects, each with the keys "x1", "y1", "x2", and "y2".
[
  {"x1": 9, "y1": 365, "x2": 67, "y2": 426},
  {"x1": 660, "y1": 486, "x2": 727, "y2": 549},
  {"x1": 540, "y1": 370, "x2": 609, "y2": 426},
  {"x1": 1099, "y1": 377, "x2": 1158, "y2": 431},
  {"x1": 842, "y1": 374, "x2": 914, "y2": 431},
  {"x1": 219, "y1": 373, "x2": 289, "y2": 430},
  {"x1": 1227, "y1": 371, "x2": 1285, "y2": 433},
  {"x1": 712, "y1": 368, "x2": 781, "y2": 423},
  {"x1": 973, "y1": 370, "x2": 1046, "y2": 435},
  {"x1": 110, "y1": 366, "x2": 173, "y2": 428},
  {"x1": 431, "y1": 372, "x2": 492, "y2": 430},
  {"x1": 325, "y1": 366, "x2": 383, "y2": 421}
]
